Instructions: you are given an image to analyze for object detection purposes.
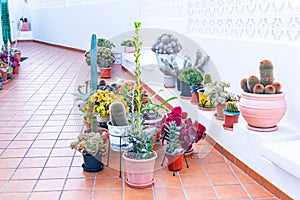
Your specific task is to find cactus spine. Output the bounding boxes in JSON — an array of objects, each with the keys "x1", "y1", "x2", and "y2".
[
  {"x1": 225, "y1": 101, "x2": 239, "y2": 112},
  {"x1": 109, "y1": 102, "x2": 129, "y2": 126},
  {"x1": 259, "y1": 60, "x2": 274, "y2": 86}
]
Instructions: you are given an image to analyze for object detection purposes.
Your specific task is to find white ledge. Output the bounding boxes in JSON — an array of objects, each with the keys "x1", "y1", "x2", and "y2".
[{"x1": 121, "y1": 52, "x2": 300, "y2": 199}]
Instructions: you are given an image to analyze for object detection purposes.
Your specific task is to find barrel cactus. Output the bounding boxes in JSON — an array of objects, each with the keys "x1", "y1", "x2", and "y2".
[
  {"x1": 240, "y1": 60, "x2": 282, "y2": 94},
  {"x1": 85, "y1": 46, "x2": 115, "y2": 68},
  {"x1": 225, "y1": 101, "x2": 239, "y2": 113},
  {"x1": 203, "y1": 73, "x2": 212, "y2": 85},
  {"x1": 151, "y1": 33, "x2": 182, "y2": 55}
]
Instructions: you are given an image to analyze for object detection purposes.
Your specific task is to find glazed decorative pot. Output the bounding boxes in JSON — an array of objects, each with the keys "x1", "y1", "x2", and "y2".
[
  {"x1": 107, "y1": 121, "x2": 131, "y2": 151},
  {"x1": 123, "y1": 151, "x2": 157, "y2": 188},
  {"x1": 239, "y1": 92, "x2": 287, "y2": 132},
  {"x1": 223, "y1": 110, "x2": 240, "y2": 131}
]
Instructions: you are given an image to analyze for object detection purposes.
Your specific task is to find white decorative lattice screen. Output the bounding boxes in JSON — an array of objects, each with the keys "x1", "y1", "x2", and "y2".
[{"x1": 139, "y1": 0, "x2": 300, "y2": 43}]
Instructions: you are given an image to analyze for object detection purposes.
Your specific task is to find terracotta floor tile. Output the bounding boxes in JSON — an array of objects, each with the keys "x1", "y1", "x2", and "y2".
[
  {"x1": 180, "y1": 174, "x2": 211, "y2": 187},
  {"x1": 50, "y1": 148, "x2": 74, "y2": 157},
  {"x1": 14, "y1": 133, "x2": 37, "y2": 141},
  {"x1": 124, "y1": 189, "x2": 153, "y2": 200},
  {"x1": 36, "y1": 133, "x2": 60, "y2": 140},
  {"x1": 0, "y1": 133, "x2": 17, "y2": 140},
  {"x1": 0, "y1": 168, "x2": 15, "y2": 180},
  {"x1": 11, "y1": 167, "x2": 43, "y2": 180},
  {"x1": 1, "y1": 148, "x2": 28, "y2": 158},
  {"x1": 54, "y1": 139, "x2": 74, "y2": 148},
  {"x1": 209, "y1": 173, "x2": 240, "y2": 185},
  {"x1": 64, "y1": 178, "x2": 94, "y2": 190},
  {"x1": 31, "y1": 140, "x2": 56, "y2": 148},
  {"x1": 201, "y1": 152, "x2": 225, "y2": 163},
  {"x1": 45, "y1": 156, "x2": 72, "y2": 167},
  {"x1": 68, "y1": 166, "x2": 96, "y2": 179},
  {"x1": 185, "y1": 186, "x2": 218, "y2": 200},
  {"x1": 214, "y1": 185, "x2": 250, "y2": 199},
  {"x1": 40, "y1": 167, "x2": 69, "y2": 179},
  {"x1": 26, "y1": 148, "x2": 52, "y2": 157},
  {"x1": 8, "y1": 140, "x2": 33, "y2": 148},
  {"x1": 29, "y1": 191, "x2": 61, "y2": 200},
  {"x1": 203, "y1": 162, "x2": 232, "y2": 174},
  {"x1": 19, "y1": 157, "x2": 48, "y2": 168},
  {"x1": 236, "y1": 172, "x2": 256, "y2": 185},
  {"x1": 3, "y1": 180, "x2": 37, "y2": 192},
  {"x1": 94, "y1": 177, "x2": 122, "y2": 189},
  {"x1": 60, "y1": 190, "x2": 91, "y2": 200},
  {"x1": 0, "y1": 157, "x2": 22, "y2": 168},
  {"x1": 34, "y1": 179, "x2": 65, "y2": 192},
  {"x1": 97, "y1": 166, "x2": 124, "y2": 178},
  {"x1": 153, "y1": 175, "x2": 181, "y2": 188},
  {"x1": 244, "y1": 183, "x2": 275, "y2": 199},
  {"x1": 0, "y1": 192, "x2": 30, "y2": 200},
  {"x1": 178, "y1": 163, "x2": 205, "y2": 175},
  {"x1": 0, "y1": 180, "x2": 7, "y2": 191},
  {"x1": 92, "y1": 190, "x2": 122, "y2": 200},
  {"x1": 155, "y1": 188, "x2": 185, "y2": 200},
  {"x1": 0, "y1": 127, "x2": 21, "y2": 134},
  {"x1": 0, "y1": 140, "x2": 10, "y2": 148}
]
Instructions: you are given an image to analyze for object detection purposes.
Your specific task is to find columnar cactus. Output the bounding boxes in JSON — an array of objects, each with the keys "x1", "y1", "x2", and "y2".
[
  {"x1": 259, "y1": 60, "x2": 274, "y2": 86},
  {"x1": 240, "y1": 60, "x2": 282, "y2": 94},
  {"x1": 225, "y1": 101, "x2": 239, "y2": 112},
  {"x1": 203, "y1": 73, "x2": 212, "y2": 84},
  {"x1": 109, "y1": 102, "x2": 129, "y2": 126}
]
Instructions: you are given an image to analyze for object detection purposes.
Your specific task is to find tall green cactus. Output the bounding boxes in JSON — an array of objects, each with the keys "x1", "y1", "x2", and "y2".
[
  {"x1": 90, "y1": 34, "x2": 98, "y2": 133},
  {"x1": 110, "y1": 102, "x2": 129, "y2": 126},
  {"x1": 259, "y1": 60, "x2": 274, "y2": 86},
  {"x1": 225, "y1": 101, "x2": 239, "y2": 112}
]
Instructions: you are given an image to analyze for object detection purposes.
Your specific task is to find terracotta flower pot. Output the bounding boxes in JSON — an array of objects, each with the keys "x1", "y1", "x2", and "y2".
[
  {"x1": 13, "y1": 65, "x2": 20, "y2": 74},
  {"x1": 166, "y1": 152, "x2": 184, "y2": 171},
  {"x1": 223, "y1": 110, "x2": 240, "y2": 131},
  {"x1": 123, "y1": 151, "x2": 157, "y2": 188},
  {"x1": 0, "y1": 69, "x2": 8, "y2": 85},
  {"x1": 99, "y1": 67, "x2": 111, "y2": 78},
  {"x1": 191, "y1": 93, "x2": 199, "y2": 105},
  {"x1": 215, "y1": 103, "x2": 226, "y2": 120},
  {"x1": 16, "y1": 51, "x2": 21, "y2": 62},
  {"x1": 239, "y1": 92, "x2": 287, "y2": 132}
]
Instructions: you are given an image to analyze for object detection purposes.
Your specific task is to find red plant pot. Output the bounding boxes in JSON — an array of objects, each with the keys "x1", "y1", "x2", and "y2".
[
  {"x1": 223, "y1": 110, "x2": 240, "y2": 131},
  {"x1": 99, "y1": 67, "x2": 111, "y2": 78},
  {"x1": 166, "y1": 152, "x2": 184, "y2": 171}
]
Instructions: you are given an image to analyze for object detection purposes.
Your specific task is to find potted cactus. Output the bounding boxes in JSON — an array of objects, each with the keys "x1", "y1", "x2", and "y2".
[
  {"x1": 223, "y1": 101, "x2": 240, "y2": 131},
  {"x1": 85, "y1": 46, "x2": 115, "y2": 78},
  {"x1": 151, "y1": 33, "x2": 182, "y2": 65},
  {"x1": 121, "y1": 39, "x2": 135, "y2": 53},
  {"x1": 239, "y1": 60, "x2": 287, "y2": 131},
  {"x1": 107, "y1": 102, "x2": 131, "y2": 151},
  {"x1": 178, "y1": 67, "x2": 203, "y2": 99}
]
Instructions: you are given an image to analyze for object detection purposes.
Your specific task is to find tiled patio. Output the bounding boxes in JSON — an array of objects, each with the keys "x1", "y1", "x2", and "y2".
[{"x1": 0, "y1": 42, "x2": 279, "y2": 200}]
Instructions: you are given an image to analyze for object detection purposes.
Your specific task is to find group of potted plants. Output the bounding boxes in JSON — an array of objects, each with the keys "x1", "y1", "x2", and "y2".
[{"x1": 0, "y1": 47, "x2": 21, "y2": 86}]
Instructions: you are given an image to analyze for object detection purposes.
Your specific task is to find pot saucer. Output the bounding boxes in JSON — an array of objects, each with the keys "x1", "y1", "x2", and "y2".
[
  {"x1": 125, "y1": 178, "x2": 155, "y2": 189},
  {"x1": 82, "y1": 163, "x2": 104, "y2": 173}
]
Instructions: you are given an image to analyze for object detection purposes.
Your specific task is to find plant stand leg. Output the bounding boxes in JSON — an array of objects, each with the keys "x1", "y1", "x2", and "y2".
[
  {"x1": 184, "y1": 153, "x2": 189, "y2": 168},
  {"x1": 106, "y1": 140, "x2": 111, "y2": 167},
  {"x1": 119, "y1": 136, "x2": 122, "y2": 178},
  {"x1": 161, "y1": 153, "x2": 166, "y2": 167}
]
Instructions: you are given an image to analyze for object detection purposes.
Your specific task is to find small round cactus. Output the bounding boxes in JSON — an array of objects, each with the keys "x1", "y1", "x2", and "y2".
[
  {"x1": 247, "y1": 75, "x2": 259, "y2": 93},
  {"x1": 264, "y1": 85, "x2": 276, "y2": 94},
  {"x1": 253, "y1": 84, "x2": 264, "y2": 94},
  {"x1": 85, "y1": 47, "x2": 115, "y2": 68},
  {"x1": 225, "y1": 101, "x2": 239, "y2": 112},
  {"x1": 203, "y1": 73, "x2": 212, "y2": 85},
  {"x1": 272, "y1": 82, "x2": 282, "y2": 94},
  {"x1": 151, "y1": 34, "x2": 182, "y2": 54}
]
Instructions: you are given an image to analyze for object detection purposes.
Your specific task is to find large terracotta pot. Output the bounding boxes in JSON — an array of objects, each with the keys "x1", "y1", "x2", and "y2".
[
  {"x1": 123, "y1": 151, "x2": 157, "y2": 188},
  {"x1": 166, "y1": 152, "x2": 184, "y2": 171},
  {"x1": 239, "y1": 92, "x2": 287, "y2": 132}
]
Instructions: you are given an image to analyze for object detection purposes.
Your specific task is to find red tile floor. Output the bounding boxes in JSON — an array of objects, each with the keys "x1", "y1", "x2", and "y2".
[{"x1": 0, "y1": 42, "x2": 279, "y2": 200}]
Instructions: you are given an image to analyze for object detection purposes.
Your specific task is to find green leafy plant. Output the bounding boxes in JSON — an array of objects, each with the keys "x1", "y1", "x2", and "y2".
[
  {"x1": 97, "y1": 38, "x2": 115, "y2": 49},
  {"x1": 121, "y1": 39, "x2": 134, "y2": 47},
  {"x1": 164, "y1": 121, "x2": 183, "y2": 154},
  {"x1": 178, "y1": 67, "x2": 203, "y2": 85}
]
